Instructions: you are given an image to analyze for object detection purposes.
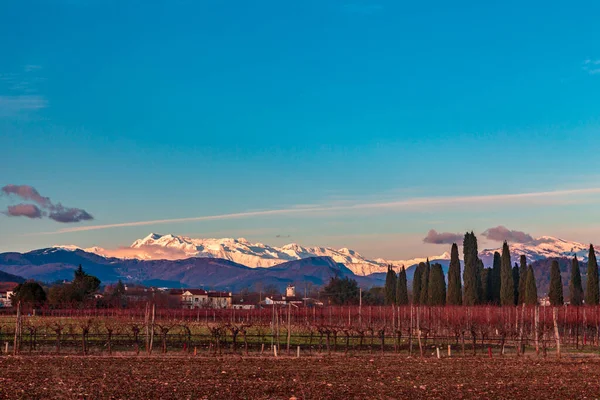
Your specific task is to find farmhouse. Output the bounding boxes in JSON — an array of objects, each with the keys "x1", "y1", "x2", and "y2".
[
  {"x1": 172, "y1": 289, "x2": 232, "y2": 309},
  {"x1": 0, "y1": 290, "x2": 13, "y2": 307}
]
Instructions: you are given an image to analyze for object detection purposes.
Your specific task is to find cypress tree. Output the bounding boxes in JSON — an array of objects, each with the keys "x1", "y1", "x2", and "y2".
[
  {"x1": 419, "y1": 260, "x2": 430, "y2": 305},
  {"x1": 524, "y1": 265, "x2": 538, "y2": 305},
  {"x1": 412, "y1": 263, "x2": 424, "y2": 304},
  {"x1": 428, "y1": 263, "x2": 446, "y2": 306},
  {"x1": 500, "y1": 241, "x2": 515, "y2": 306},
  {"x1": 396, "y1": 266, "x2": 409, "y2": 305},
  {"x1": 512, "y1": 262, "x2": 520, "y2": 305},
  {"x1": 384, "y1": 265, "x2": 397, "y2": 305},
  {"x1": 517, "y1": 255, "x2": 527, "y2": 305},
  {"x1": 569, "y1": 256, "x2": 584, "y2": 306},
  {"x1": 548, "y1": 259, "x2": 564, "y2": 306},
  {"x1": 477, "y1": 259, "x2": 485, "y2": 303},
  {"x1": 446, "y1": 243, "x2": 462, "y2": 305},
  {"x1": 586, "y1": 245, "x2": 599, "y2": 305},
  {"x1": 481, "y1": 268, "x2": 490, "y2": 304},
  {"x1": 463, "y1": 232, "x2": 481, "y2": 306},
  {"x1": 491, "y1": 252, "x2": 502, "y2": 304}
]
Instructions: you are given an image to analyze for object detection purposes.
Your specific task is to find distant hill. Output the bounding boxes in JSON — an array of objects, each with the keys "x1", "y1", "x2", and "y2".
[
  {"x1": 0, "y1": 248, "x2": 383, "y2": 292},
  {"x1": 52, "y1": 233, "x2": 593, "y2": 279},
  {"x1": 54, "y1": 232, "x2": 450, "y2": 276},
  {"x1": 0, "y1": 269, "x2": 25, "y2": 284},
  {"x1": 0, "y1": 241, "x2": 593, "y2": 296}
]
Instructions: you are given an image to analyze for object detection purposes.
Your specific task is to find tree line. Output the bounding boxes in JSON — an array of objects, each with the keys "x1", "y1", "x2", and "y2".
[
  {"x1": 10, "y1": 265, "x2": 126, "y2": 307},
  {"x1": 382, "y1": 232, "x2": 599, "y2": 307}
]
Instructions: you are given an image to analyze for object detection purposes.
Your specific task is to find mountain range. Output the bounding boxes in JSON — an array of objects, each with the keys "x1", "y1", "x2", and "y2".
[
  {"x1": 0, "y1": 248, "x2": 382, "y2": 291},
  {"x1": 56, "y1": 233, "x2": 593, "y2": 276},
  {"x1": 0, "y1": 233, "x2": 594, "y2": 293}
]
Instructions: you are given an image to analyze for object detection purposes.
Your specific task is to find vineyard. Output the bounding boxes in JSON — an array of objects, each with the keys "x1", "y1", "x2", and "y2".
[{"x1": 2, "y1": 304, "x2": 600, "y2": 357}]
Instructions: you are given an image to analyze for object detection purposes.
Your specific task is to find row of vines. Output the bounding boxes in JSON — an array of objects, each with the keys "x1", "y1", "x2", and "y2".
[{"x1": 1, "y1": 304, "x2": 599, "y2": 357}]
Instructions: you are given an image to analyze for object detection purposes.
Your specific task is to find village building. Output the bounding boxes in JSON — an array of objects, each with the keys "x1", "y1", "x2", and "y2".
[
  {"x1": 261, "y1": 285, "x2": 323, "y2": 307},
  {"x1": 172, "y1": 289, "x2": 232, "y2": 309},
  {"x1": 0, "y1": 290, "x2": 14, "y2": 307}
]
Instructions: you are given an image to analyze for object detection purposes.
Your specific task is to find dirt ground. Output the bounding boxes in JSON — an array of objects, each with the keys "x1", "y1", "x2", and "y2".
[{"x1": 1, "y1": 355, "x2": 599, "y2": 399}]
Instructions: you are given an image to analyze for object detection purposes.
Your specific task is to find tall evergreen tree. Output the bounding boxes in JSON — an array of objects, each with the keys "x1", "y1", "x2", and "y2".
[
  {"x1": 524, "y1": 265, "x2": 538, "y2": 305},
  {"x1": 75, "y1": 264, "x2": 85, "y2": 280},
  {"x1": 569, "y1": 256, "x2": 584, "y2": 306},
  {"x1": 477, "y1": 259, "x2": 485, "y2": 303},
  {"x1": 481, "y1": 268, "x2": 491, "y2": 304},
  {"x1": 512, "y1": 262, "x2": 520, "y2": 305},
  {"x1": 491, "y1": 252, "x2": 502, "y2": 304},
  {"x1": 419, "y1": 260, "x2": 430, "y2": 305},
  {"x1": 384, "y1": 265, "x2": 397, "y2": 305},
  {"x1": 428, "y1": 263, "x2": 446, "y2": 305},
  {"x1": 446, "y1": 243, "x2": 462, "y2": 305},
  {"x1": 412, "y1": 263, "x2": 424, "y2": 304},
  {"x1": 586, "y1": 244, "x2": 599, "y2": 305},
  {"x1": 517, "y1": 255, "x2": 527, "y2": 304},
  {"x1": 463, "y1": 232, "x2": 481, "y2": 306},
  {"x1": 548, "y1": 259, "x2": 564, "y2": 306},
  {"x1": 500, "y1": 241, "x2": 515, "y2": 306},
  {"x1": 396, "y1": 266, "x2": 409, "y2": 305}
]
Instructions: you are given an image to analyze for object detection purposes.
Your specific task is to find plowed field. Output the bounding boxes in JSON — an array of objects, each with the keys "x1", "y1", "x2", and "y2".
[{"x1": 1, "y1": 355, "x2": 599, "y2": 399}]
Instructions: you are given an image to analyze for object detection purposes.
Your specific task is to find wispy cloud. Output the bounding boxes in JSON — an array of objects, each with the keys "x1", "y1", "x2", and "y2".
[
  {"x1": 0, "y1": 95, "x2": 48, "y2": 117},
  {"x1": 33, "y1": 186, "x2": 600, "y2": 235},
  {"x1": 0, "y1": 65, "x2": 47, "y2": 117},
  {"x1": 583, "y1": 59, "x2": 600, "y2": 75}
]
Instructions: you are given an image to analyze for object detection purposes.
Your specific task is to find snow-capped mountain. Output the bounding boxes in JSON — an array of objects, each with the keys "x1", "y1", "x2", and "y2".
[
  {"x1": 54, "y1": 233, "x2": 592, "y2": 276},
  {"x1": 128, "y1": 233, "x2": 401, "y2": 275},
  {"x1": 479, "y1": 236, "x2": 590, "y2": 265},
  {"x1": 57, "y1": 233, "x2": 446, "y2": 275}
]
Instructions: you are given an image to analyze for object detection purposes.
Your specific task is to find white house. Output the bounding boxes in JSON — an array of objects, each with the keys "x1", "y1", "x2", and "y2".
[
  {"x1": 172, "y1": 289, "x2": 232, "y2": 309},
  {"x1": 0, "y1": 291, "x2": 13, "y2": 307}
]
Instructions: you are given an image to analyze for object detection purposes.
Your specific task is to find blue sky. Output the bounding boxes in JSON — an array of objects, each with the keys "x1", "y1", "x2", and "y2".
[{"x1": 2, "y1": 0, "x2": 600, "y2": 259}]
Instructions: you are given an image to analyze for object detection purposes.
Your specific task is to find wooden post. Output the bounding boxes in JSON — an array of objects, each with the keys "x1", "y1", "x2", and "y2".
[
  {"x1": 447, "y1": 345, "x2": 451, "y2": 357},
  {"x1": 13, "y1": 301, "x2": 21, "y2": 356},
  {"x1": 287, "y1": 303, "x2": 292, "y2": 355},
  {"x1": 144, "y1": 302, "x2": 150, "y2": 354},
  {"x1": 4, "y1": 342, "x2": 8, "y2": 354},
  {"x1": 274, "y1": 344, "x2": 278, "y2": 358},
  {"x1": 436, "y1": 347, "x2": 440, "y2": 359},
  {"x1": 359, "y1": 288, "x2": 362, "y2": 325},
  {"x1": 149, "y1": 303, "x2": 155, "y2": 355},
  {"x1": 297, "y1": 346, "x2": 300, "y2": 358},
  {"x1": 261, "y1": 343, "x2": 265, "y2": 354},
  {"x1": 534, "y1": 306, "x2": 540, "y2": 357},
  {"x1": 417, "y1": 307, "x2": 423, "y2": 358},
  {"x1": 519, "y1": 304, "x2": 525, "y2": 355},
  {"x1": 409, "y1": 305, "x2": 413, "y2": 356},
  {"x1": 553, "y1": 307, "x2": 561, "y2": 358}
]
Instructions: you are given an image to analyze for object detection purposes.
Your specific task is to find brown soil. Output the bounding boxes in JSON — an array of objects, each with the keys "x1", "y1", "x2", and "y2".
[{"x1": 0, "y1": 355, "x2": 599, "y2": 399}]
